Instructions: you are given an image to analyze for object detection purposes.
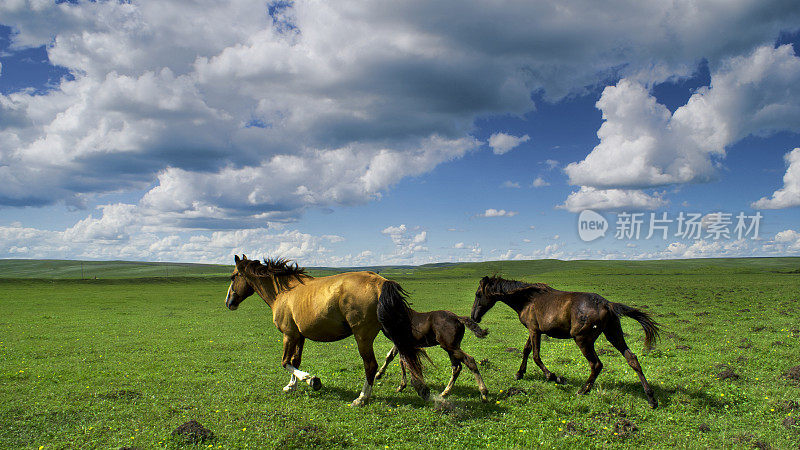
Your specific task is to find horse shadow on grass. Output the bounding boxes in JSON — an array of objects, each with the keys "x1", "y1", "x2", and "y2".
[
  {"x1": 300, "y1": 384, "x2": 508, "y2": 420},
  {"x1": 514, "y1": 373, "x2": 723, "y2": 410}
]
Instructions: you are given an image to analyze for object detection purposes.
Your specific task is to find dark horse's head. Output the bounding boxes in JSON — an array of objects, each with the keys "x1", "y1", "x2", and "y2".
[
  {"x1": 225, "y1": 254, "x2": 255, "y2": 310},
  {"x1": 471, "y1": 276, "x2": 498, "y2": 323}
]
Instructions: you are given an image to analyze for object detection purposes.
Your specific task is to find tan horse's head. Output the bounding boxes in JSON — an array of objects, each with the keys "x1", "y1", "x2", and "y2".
[{"x1": 226, "y1": 254, "x2": 255, "y2": 310}]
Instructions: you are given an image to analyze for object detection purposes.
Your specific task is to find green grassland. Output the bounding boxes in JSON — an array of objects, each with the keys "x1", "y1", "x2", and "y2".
[{"x1": 1, "y1": 258, "x2": 799, "y2": 449}]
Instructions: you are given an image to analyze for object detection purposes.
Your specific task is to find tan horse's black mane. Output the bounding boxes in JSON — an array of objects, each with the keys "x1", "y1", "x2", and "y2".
[
  {"x1": 481, "y1": 275, "x2": 552, "y2": 295},
  {"x1": 240, "y1": 258, "x2": 310, "y2": 293}
]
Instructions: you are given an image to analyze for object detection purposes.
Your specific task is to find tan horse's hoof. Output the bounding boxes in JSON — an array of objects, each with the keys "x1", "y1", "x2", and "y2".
[
  {"x1": 308, "y1": 377, "x2": 322, "y2": 391},
  {"x1": 350, "y1": 397, "x2": 368, "y2": 407}
]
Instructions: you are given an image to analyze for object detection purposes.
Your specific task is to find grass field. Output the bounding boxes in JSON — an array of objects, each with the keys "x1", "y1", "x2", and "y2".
[{"x1": 1, "y1": 258, "x2": 799, "y2": 449}]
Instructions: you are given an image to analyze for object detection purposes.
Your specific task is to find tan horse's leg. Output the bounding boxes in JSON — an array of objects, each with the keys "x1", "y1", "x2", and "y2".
[
  {"x1": 350, "y1": 328, "x2": 379, "y2": 407},
  {"x1": 282, "y1": 334, "x2": 321, "y2": 392},
  {"x1": 375, "y1": 346, "x2": 398, "y2": 380}
]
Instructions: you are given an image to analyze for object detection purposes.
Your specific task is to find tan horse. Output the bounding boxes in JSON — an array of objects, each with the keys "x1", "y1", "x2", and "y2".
[{"x1": 224, "y1": 255, "x2": 429, "y2": 406}]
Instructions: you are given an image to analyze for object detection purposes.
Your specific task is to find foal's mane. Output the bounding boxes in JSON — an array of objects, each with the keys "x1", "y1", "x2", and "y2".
[
  {"x1": 240, "y1": 258, "x2": 310, "y2": 293},
  {"x1": 481, "y1": 275, "x2": 552, "y2": 296}
]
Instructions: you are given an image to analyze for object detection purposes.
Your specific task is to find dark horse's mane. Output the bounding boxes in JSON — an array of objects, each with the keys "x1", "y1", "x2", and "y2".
[
  {"x1": 481, "y1": 275, "x2": 552, "y2": 295},
  {"x1": 240, "y1": 258, "x2": 310, "y2": 293}
]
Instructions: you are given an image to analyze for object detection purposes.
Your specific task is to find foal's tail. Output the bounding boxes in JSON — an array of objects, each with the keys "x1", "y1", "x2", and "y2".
[
  {"x1": 457, "y1": 316, "x2": 489, "y2": 338},
  {"x1": 610, "y1": 302, "x2": 660, "y2": 348},
  {"x1": 377, "y1": 281, "x2": 425, "y2": 381}
]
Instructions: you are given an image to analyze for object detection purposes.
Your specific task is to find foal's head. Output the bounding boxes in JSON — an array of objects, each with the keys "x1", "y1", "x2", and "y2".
[
  {"x1": 471, "y1": 276, "x2": 499, "y2": 323},
  {"x1": 225, "y1": 254, "x2": 255, "y2": 310}
]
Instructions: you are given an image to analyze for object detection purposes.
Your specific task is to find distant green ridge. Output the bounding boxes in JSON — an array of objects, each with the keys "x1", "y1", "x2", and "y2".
[{"x1": 1, "y1": 257, "x2": 798, "y2": 280}]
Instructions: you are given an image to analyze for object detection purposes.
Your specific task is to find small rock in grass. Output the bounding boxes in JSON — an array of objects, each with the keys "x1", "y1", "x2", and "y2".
[
  {"x1": 786, "y1": 366, "x2": 800, "y2": 382},
  {"x1": 698, "y1": 423, "x2": 710, "y2": 432}
]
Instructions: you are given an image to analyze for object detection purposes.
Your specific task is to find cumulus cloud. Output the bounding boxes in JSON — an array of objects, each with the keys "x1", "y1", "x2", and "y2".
[
  {"x1": 0, "y1": 210, "x2": 345, "y2": 265},
  {"x1": 501, "y1": 180, "x2": 521, "y2": 189},
  {"x1": 488, "y1": 132, "x2": 530, "y2": 155},
  {"x1": 563, "y1": 44, "x2": 800, "y2": 210},
  {"x1": 752, "y1": 148, "x2": 800, "y2": 209},
  {"x1": 532, "y1": 177, "x2": 549, "y2": 187},
  {"x1": 381, "y1": 224, "x2": 428, "y2": 262},
  {"x1": 569, "y1": 46, "x2": 800, "y2": 186},
  {"x1": 558, "y1": 187, "x2": 666, "y2": 212},
  {"x1": 2, "y1": 0, "x2": 798, "y2": 225},
  {"x1": 477, "y1": 208, "x2": 518, "y2": 218}
]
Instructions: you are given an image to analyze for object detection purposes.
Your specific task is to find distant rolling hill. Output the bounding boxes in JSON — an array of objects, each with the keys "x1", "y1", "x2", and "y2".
[{"x1": 0, "y1": 257, "x2": 798, "y2": 280}]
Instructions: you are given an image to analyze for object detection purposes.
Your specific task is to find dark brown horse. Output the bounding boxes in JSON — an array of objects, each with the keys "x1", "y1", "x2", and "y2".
[
  {"x1": 374, "y1": 309, "x2": 490, "y2": 401},
  {"x1": 224, "y1": 255, "x2": 430, "y2": 406},
  {"x1": 471, "y1": 276, "x2": 660, "y2": 408}
]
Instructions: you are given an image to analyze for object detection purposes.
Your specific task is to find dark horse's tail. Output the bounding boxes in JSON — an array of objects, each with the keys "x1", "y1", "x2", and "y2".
[
  {"x1": 610, "y1": 302, "x2": 660, "y2": 348},
  {"x1": 377, "y1": 281, "x2": 426, "y2": 381},
  {"x1": 457, "y1": 316, "x2": 489, "y2": 338}
]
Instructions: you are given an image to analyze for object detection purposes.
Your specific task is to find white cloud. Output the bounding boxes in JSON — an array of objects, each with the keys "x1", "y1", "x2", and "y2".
[
  {"x1": 488, "y1": 132, "x2": 530, "y2": 155},
  {"x1": 477, "y1": 208, "x2": 518, "y2": 218},
  {"x1": 752, "y1": 148, "x2": 800, "y2": 209},
  {"x1": 558, "y1": 186, "x2": 667, "y2": 212},
  {"x1": 1, "y1": 0, "x2": 799, "y2": 236},
  {"x1": 565, "y1": 45, "x2": 800, "y2": 192},
  {"x1": 532, "y1": 176, "x2": 549, "y2": 187},
  {"x1": 501, "y1": 180, "x2": 521, "y2": 189},
  {"x1": 544, "y1": 159, "x2": 559, "y2": 170},
  {"x1": 453, "y1": 242, "x2": 465, "y2": 249},
  {"x1": 381, "y1": 224, "x2": 428, "y2": 262}
]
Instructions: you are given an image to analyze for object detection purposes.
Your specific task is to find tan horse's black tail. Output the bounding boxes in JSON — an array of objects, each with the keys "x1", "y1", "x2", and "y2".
[
  {"x1": 377, "y1": 281, "x2": 425, "y2": 381},
  {"x1": 457, "y1": 316, "x2": 489, "y2": 338},
  {"x1": 611, "y1": 302, "x2": 661, "y2": 348}
]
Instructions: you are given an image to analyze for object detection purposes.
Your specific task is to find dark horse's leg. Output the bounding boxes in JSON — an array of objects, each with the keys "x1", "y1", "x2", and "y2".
[
  {"x1": 525, "y1": 330, "x2": 564, "y2": 384},
  {"x1": 515, "y1": 336, "x2": 532, "y2": 380},
  {"x1": 575, "y1": 334, "x2": 603, "y2": 395},
  {"x1": 604, "y1": 317, "x2": 658, "y2": 408},
  {"x1": 350, "y1": 328, "x2": 379, "y2": 406}
]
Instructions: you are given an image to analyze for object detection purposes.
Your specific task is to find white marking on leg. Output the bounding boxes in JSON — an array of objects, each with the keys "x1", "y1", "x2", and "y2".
[
  {"x1": 286, "y1": 364, "x2": 311, "y2": 381},
  {"x1": 351, "y1": 380, "x2": 373, "y2": 406},
  {"x1": 283, "y1": 373, "x2": 298, "y2": 392}
]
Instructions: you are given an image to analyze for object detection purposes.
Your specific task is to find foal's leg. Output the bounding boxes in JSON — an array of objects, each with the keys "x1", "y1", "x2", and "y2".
[
  {"x1": 350, "y1": 329, "x2": 379, "y2": 407},
  {"x1": 396, "y1": 360, "x2": 408, "y2": 392},
  {"x1": 375, "y1": 345, "x2": 398, "y2": 380},
  {"x1": 449, "y1": 348, "x2": 489, "y2": 401},
  {"x1": 529, "y1": 330, "x2": 564, "y2": 384},
  {"x1": 604, "y1": 319, "x2": 658, "y2": 408},
  {"x1": 281, "y1": 335, "x2": 322, "y2": 392},
  {"x1": 575, "y1": 335, "x2": 603, "y2": 395},
  {"x1": 440, "y1": 351, "x2": 462, "y2": 398}
]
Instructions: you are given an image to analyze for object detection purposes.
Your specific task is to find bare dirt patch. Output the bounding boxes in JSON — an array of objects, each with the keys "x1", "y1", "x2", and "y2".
[{"x1": 172, "y1": 420, "x2": 214, "y2": 444}]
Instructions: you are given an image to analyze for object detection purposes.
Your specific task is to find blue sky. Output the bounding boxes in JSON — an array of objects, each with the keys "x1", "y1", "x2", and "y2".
[{"x1": 1, "y1": 1, "x2": 799, "y2": 265}]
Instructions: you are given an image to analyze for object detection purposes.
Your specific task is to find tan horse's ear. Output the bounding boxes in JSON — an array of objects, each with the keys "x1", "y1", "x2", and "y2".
[{"x1": 242, "y1": 254, "x2": 248, "y2": 260}]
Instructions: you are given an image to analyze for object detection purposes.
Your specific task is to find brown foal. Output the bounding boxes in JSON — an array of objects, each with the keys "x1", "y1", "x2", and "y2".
[
  {"x1": 471, "y1": 276, "x2": 660, "y2": 408},
  {"x1": 375, "y1": 309, "x2": 490, "y2": 401}
]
